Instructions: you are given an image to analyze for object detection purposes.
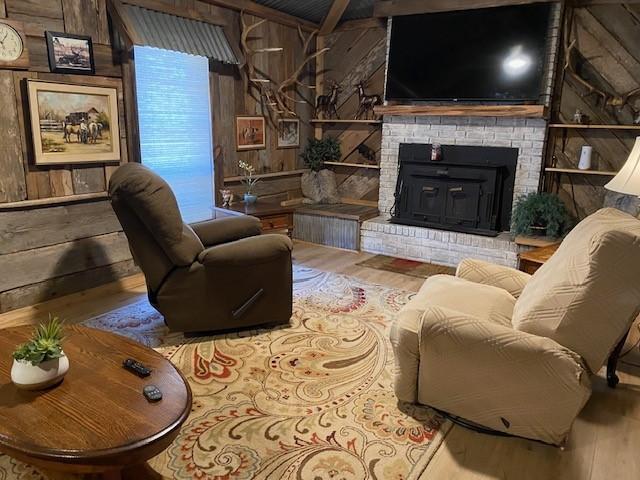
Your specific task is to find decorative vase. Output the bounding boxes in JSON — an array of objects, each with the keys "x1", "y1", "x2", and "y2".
[
  {"x1": 244, "y1": 193, "x2": 257, "y2": 204},
  {"x1": 11, "y1": 353, "x2": 69, "y2": 390},
  {"x1": 578, "y1": 145, "x2": 593, "y2": 170}
]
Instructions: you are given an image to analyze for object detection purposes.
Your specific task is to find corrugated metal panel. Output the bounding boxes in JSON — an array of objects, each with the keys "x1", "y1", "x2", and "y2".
[
  {"x1": 254, "y1": 0, "x2": 333, "y2": 24},
  {"x1": 123, "y1": 4, "x2": 238, "y2": 64}
]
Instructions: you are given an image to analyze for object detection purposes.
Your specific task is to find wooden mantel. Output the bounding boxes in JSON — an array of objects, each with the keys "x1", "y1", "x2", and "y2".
[{"x1": 374, "y1": 104, "x2": 547, "y2": 118}]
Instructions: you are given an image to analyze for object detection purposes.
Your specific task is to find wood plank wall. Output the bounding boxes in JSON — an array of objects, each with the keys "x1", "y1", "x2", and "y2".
[
  {"x1": 546, "y1": 4, "x2": 640, "y2": 219},
  {"x1": 319, "y1": 23, "x2": 387, "y2": 203},
  {"x1": 0, "y1": 0, "x2": 138, "y2": 313},
  {"x1": 0, "y1": 0, "x2": 315, "y2": 312}
]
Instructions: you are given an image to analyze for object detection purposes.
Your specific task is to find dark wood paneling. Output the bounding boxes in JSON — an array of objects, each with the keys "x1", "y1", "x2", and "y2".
[
  {"x1": 0, "y1": 71, "x2": 27, "y2": 203},
  {"x1": 61, "y1": 0, "x2": 110, "y2": 45}
]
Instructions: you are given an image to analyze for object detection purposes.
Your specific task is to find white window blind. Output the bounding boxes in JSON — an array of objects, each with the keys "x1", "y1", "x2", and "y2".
[{"x1": 134, "y1": 46, "x2": 214, "y2": 223}]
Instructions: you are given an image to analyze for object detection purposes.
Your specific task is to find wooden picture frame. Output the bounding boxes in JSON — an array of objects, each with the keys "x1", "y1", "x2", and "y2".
[
  {"x1": 27, "y1": 80, "x2": 121, "y2": 165},
  {"x1": 277, "y1": 118, "x2": 300, "y2": 149},
  {"x1": 45, "y1": 31, "x2": 95, "y2": 75},
  {"x1": 236, "y1": 116, "x2": 266, "y2": 151}
]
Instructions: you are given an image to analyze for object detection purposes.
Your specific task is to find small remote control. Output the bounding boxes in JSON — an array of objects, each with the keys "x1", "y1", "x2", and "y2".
[
  {"x1": 143, "y1": 385, "x2": 162, "y2": 402},
  {"x1": 123, "y1": 358, "x2": 151, "y2": 377}
]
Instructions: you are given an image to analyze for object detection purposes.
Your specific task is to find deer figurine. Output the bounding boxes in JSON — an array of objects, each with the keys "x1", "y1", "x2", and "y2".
[
  {"x1": 315, "y1": 82, "x2": 341, "y2": 119},
  {"x1": 354, "y1": 82, "x2": 382, "y2": 120}
]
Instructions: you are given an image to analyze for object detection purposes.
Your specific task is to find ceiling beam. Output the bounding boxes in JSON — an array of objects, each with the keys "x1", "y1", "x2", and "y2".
[
  {"x1": 335, "y1": 17, "x2": 386, "y2": 31},
  {"x1": 373, "y1": 0, "x2": 557, "y2": 17},
  {"x1": 199, "y1": 0, "x2": 318, "y2": 31},
  {"x1": 319, "y1": 0, "x2": 351, "y2": 35}
]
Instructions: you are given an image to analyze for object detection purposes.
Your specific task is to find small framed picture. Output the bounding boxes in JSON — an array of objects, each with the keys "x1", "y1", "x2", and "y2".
[
  {"x1": 45, "y1": 31, "x2": 95, "y2": 75},
  {"x1": 277, "y1": 118, "x2": 300, "y2": 149},
  {"x1": 236, "y1": 116, "x2": 266, "y2": 151}
]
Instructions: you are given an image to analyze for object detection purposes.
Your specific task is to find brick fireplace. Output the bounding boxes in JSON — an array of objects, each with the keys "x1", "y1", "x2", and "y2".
[{"x1": 361, "y1": 115, "x2": 548, "y2": 267}]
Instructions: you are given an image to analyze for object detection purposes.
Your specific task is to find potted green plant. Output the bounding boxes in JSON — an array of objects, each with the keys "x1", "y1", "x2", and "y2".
[
  {"x1": 11, "y1": 316, "x2": 69, "y2": 390},
  {"x1": 511, "y1": 192, "x2": 573, "y2": 238},
  {"x1": 239, "y1": 160, "x2": 259, "y2": 204},
  {"x1": 300, "y1": 137, "x2": 341, "y2": 204}
]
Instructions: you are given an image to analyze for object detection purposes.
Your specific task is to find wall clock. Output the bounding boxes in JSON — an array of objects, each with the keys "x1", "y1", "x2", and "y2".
[{"x1": 0, "y1": 20, "x2": 29, "y2": 69}]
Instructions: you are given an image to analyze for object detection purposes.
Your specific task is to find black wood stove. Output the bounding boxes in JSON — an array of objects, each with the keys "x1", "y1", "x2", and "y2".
[{"x1": 391, "y1": 143, "x2": 518, "y2": 237}]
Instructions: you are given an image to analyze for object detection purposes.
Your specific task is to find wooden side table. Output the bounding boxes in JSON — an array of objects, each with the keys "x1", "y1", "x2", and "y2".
[
  {"x1": 219, "y1": 198, "x2": 295, "y2": 237},
  {"x1": 0, "y1": 325, "x2": 192, "y2": 479},
  {"x1": 518, "y1": 242, "x2": 560, "y2": 274}
]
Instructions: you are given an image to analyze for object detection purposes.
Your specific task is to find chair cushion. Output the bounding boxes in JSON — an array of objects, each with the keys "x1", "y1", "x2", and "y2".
[
  {"x1": 109, "y1": 163, "x2": 203, "y2": 266},
  {"x1": 403, "y1": 274, "x2": 516, "y2": 330},
  {"x1": 513, "y1": 208, "x2": 640, "y2": 372}
]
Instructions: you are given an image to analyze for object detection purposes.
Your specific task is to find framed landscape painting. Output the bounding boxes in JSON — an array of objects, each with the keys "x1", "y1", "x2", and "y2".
[
  {"x1": 277, "y1": 119, "x2": 300, "y2": 149},
  {"x1": 236, "y1": 116, "x2": 266, "y2": 151},
  {"x1": 45, "y1": 31, "x2": 95, "y2": 74},
  {"x1": 27, "y1": 80, "x2": 121, "y2": 165}
]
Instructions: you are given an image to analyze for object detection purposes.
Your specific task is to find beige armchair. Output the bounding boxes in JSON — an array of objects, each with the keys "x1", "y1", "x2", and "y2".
[{"x1": 391, "y1": 208, "x2": 640, "y2": 445}]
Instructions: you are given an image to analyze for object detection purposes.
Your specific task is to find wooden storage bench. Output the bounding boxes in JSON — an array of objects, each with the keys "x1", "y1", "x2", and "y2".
[{"x1": 293, "y1": 203, "x2": 378, "y2": 250}]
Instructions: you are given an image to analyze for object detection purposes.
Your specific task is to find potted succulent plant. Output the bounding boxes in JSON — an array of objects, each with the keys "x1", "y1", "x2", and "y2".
[
  {"x1": 511, "y1": 192, "x2": 573, "y2": 238},
  {"x1": 11, "y1": 316, "x2": 69, "y2": 390},
  {"x1": 239, "y1": 160, "x2": 259, "y2": 204},
  {"x1": 300, "y1": 137, "x2": 341, "y2": 204}
]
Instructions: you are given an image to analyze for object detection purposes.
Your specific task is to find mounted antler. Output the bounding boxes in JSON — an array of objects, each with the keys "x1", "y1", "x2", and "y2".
[
  {"x1": 239, "y1": 12, "x2": 329, "y2": 118},
  {"x1": 563, "y1": 14, "x2": 640, "y2": 120}
]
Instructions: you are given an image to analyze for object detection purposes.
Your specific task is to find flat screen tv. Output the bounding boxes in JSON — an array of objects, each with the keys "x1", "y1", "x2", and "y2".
[{"x1": 385, "y1": 4, "x2": 553, "y2": 102}]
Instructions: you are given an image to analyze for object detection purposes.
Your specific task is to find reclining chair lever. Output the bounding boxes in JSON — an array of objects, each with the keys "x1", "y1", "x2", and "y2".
[{"x1": 232, "y1": 289, "x2": 265, "y2": 319}]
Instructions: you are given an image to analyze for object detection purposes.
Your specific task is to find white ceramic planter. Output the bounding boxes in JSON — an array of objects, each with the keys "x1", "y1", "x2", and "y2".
[{"x1": 11, "y1": 353, "x2": 69, "y2": 390}]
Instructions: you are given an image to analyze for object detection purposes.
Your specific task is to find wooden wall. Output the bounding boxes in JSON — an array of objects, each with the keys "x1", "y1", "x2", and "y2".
[
  {"x1": 318, "y1": 22, "x2": 387, "y2": 203},
  {"x1": 0, "y1": 0, "x2": 316, "y2": 312},
  {"x1": 0, "y1": 0, "x2": 138, "y2": 313},
  {"x1": 545, "y1": 4, "x2": 640, "y2": 220}
]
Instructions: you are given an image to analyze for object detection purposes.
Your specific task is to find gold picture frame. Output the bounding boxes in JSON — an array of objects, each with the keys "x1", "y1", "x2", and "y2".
[
  {"x1": 235, "y1": 116, "x2": 266, "y2": 151},
  {"x1": 27, "y1": 80, "x2": 121, "y2": 165}
]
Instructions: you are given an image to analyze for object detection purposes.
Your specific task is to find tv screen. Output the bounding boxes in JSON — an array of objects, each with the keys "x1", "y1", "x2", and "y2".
[{"x1": 385, "y1": 4, "x2": 552, "y2": 102}]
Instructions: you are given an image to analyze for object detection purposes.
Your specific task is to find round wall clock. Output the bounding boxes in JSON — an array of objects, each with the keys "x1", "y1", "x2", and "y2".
[
  {"x1": 0, "y1": 20, "x2": 29, "y2": 69},
  {"x1": 0, "y1": 23, "x2": 23, "y2": 61}
]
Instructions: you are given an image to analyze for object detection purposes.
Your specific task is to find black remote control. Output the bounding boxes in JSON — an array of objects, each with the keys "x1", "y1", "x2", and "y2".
[
  {"x1": 123, "y1": 358, "x2": 151, "y2": 377},
  {"x1": 143, "y1": 385, "x2": 162, "y2": 402}
]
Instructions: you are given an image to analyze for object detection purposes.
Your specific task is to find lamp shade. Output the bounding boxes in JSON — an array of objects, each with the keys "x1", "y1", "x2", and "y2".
[{"x1": 605, "y1": 136, "x2": 640, "y2": 196}]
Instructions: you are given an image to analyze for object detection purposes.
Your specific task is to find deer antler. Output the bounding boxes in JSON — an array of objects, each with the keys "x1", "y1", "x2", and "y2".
[{"x1": 239, "y1": 12, "x2": 329, "y2": 118}]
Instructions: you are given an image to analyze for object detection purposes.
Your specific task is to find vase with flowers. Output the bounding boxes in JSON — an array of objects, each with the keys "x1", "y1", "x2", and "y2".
[{"x1": 239, "y1": 160, "x2": 259, "y2": 204}]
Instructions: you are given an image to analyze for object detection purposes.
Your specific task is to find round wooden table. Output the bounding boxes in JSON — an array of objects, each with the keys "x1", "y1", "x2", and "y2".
[{"x1": 0, "y1": 325, "x2": 192, "y2": 479}]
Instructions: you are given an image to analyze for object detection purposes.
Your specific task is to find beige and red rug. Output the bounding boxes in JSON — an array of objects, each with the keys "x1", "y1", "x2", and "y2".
[{"x1": 0, "y1": 267, "x2": 450, "y2": 480}]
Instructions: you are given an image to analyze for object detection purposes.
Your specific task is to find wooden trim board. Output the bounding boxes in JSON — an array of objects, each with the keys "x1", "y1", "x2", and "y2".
[{"x1": 374, "y1": 104, "x2": 547, "y2": 118}]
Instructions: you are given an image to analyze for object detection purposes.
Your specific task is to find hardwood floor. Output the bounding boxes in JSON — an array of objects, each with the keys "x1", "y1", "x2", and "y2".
[{"x1": 1, "y1": 240, "x2": 639, "y2": 480}]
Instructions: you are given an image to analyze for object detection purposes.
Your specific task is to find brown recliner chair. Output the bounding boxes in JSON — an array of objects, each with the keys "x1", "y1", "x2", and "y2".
[{"x1": 108, "y1": 163, "x2": 293, "y2": 333}]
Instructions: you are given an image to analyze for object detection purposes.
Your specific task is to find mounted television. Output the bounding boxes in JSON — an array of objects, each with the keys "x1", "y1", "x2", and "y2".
[{"x1": 385, "y1": 4, "x2": 553, "y2": 102}]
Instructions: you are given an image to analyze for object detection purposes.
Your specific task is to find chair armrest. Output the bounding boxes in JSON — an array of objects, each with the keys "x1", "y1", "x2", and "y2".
[
  {"x1": 190, "y1": 215, "x2": 262, "y2": 247},
  {"x1": 198, "y1": 233, "x2": 292, "y2": 266},
  {"x1": 456, "y1": 258, "x2": 531, "y2": 298},
  {"x1": 415, "y1": 305, "x2": 591, "y2": 445}
]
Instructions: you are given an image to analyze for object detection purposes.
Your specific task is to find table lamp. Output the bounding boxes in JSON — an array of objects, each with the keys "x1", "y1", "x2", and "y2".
[{"x1": 605, "y1": 136, "x2": 640, "y2": 196}]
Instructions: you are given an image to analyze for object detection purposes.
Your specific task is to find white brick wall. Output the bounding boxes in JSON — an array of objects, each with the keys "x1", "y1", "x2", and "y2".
[{"x1": 378, "y1": 116, "x2": 547, "y2": 217}]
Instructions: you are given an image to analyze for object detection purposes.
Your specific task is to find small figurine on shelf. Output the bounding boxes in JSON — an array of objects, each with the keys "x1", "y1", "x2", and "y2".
[
  {"x1": 354, "y1": 82, "x2": 382, "y2": 120},
  {"x1": 572, "y1": 109, "x2": 590, "y2": 125},
  {"x1": 431, "y1": 143, "x2": 442, "y2": 162},
  {"x1": 357, "y1": 144, "x2": 376, "y2": 163},
  {"x1": 315, "y1": 81, "x2": 341, "y2": 120},
  {"x1": 220, "y1": 189, "x2": 234, "y2": 208}
]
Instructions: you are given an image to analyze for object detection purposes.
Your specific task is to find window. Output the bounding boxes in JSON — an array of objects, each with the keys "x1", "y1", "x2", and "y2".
[{"x1": 134, "y1": 46, "x2": 214, "y2": 222}]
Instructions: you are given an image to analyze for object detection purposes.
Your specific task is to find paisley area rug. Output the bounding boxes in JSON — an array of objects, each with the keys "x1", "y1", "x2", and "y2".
[{"x1": 0, "y1": 267, "x2": 450, "y2": 480}]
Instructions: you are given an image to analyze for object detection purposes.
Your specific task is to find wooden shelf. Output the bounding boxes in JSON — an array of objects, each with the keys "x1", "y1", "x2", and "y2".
[
  {"x1": 549, "y1": 123, "x2": 640, "y2": 131},
  {"x1": 374, "y1": 104, "x2": 546, "y2": 118},
  {"x1": 0, "y1": 192, "x2": 109, "y2": 211},
  {"x1": 324, "y1": 161, "x2": 381, "y2": 169},
  {"x1": 311, "y1": 119, "x2": 382, "y2": 124},
  {"x1": 545, "y1": 167, "x2": 617, "y2": 176}
]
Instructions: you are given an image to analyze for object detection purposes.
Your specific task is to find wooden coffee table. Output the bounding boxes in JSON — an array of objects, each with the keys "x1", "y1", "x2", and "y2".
[{"x1": 0, "y1": 325, "x2": 192, "y2": 479}]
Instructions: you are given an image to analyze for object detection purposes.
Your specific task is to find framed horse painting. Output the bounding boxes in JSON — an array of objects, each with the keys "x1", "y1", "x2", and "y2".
[
  {"x1": 27, "y1": 80, "x2": 121, "y2": 164},
  {"x1": 236, "y1": 116, "x2": 266, "y2": 151}
]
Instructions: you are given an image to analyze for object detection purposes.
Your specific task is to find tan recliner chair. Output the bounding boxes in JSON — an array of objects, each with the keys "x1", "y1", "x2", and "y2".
[
  {"x1": 109, "y1": 163, "x2": 293, "y2": 333},
  {"x1": 391, "y1": 208, "x2": 640, "y2": 445}
]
